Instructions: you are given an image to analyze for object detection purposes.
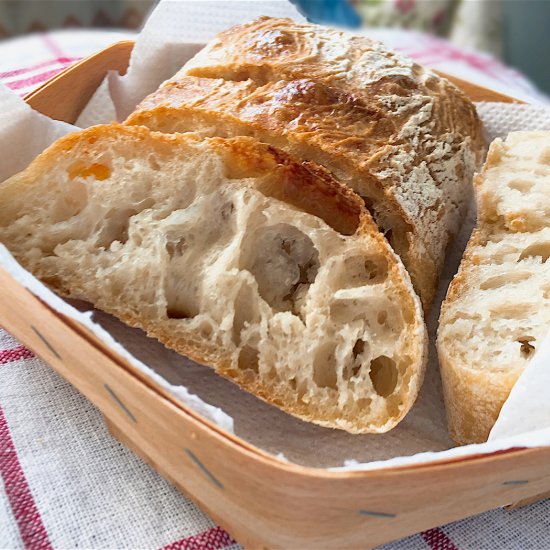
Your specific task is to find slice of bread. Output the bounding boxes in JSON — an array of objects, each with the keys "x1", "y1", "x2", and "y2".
[
  {"x1": 438, "y1": 131, "x2": 550, "y2": 444},
  {"x1": 125, "y1": 16, "x2": 485, "y2": 309},
  {"x1": 0, "y1": 124, "x2": 427, "y2": 433}
]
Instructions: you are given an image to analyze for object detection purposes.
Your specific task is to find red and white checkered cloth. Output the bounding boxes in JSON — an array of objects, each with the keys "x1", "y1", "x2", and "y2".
[{"x1": 1, "y1": 30, "x2": 549, "y2": 550}]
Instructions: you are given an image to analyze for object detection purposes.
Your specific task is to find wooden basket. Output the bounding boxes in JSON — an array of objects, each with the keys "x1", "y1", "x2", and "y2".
[{"x1": 2, "y1": 41, "x2": 548, "y2": 549}]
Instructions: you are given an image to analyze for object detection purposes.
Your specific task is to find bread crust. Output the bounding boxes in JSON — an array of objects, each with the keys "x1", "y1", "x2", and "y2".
[
  {"x1": 127, "y1": 17, "x2": 485, "y2": 309},
  {"x1": 0, "y1": 124, "x2": 428, "y2": 433}
]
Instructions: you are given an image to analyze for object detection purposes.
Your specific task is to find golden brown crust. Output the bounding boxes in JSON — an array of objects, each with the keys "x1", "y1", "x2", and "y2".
[
  {"x1": 127, "y1": 17, "x2": 486, "y2": 309},
  {"x1": 440, "y1": 229, "x2": 484, "y2": 306},
  {"x1": 437, "y1": 348, "x2": 521, "y2": 444}
]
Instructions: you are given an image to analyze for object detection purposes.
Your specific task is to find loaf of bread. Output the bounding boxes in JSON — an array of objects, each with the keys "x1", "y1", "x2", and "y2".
[
  {"x1": 438, "y1": 131, "x2": 550, "y2": 444},
  {"x1": 126, "y1": 16, "x2": 485, "y2": 309},
  {"x1": 0, "y1": 124, "x2": 427, "y2": 433}
]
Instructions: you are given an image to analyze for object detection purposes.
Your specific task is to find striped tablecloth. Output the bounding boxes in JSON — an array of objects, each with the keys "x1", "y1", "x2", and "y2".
[{"x1": 1, "y1": 29, "x2": 549, "y2": 550}]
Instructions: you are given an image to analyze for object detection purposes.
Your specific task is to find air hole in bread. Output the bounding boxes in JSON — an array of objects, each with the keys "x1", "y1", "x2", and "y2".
[
  {"x1": 266, "y1": 367, "x2": 277, "y2": 380},
  {"x1": 508, "y1": 179, "x2": 534, "y2": 193},
  {"x1": 329, "y1": 299, "x2": 363, "y2": 324},
  {"x1": 96, "y1": 199, "x2": 155, "y2": 249},
  {"x1": 313, "y1": 344, "x2": 337, "y2": 389},
  {"x1": 369, "y1": 355, "x2": 398, "y2": 397},
  {"x1": 166, "y1": 307, "x2": 193, "y2": 320},
  {"x1": 353, "y1": 339, "x2": 365, "y2": 358},
  {"x1": 539, "y1": 147, "x2": 550, "y2": 165},
  {"x1": 50, "y1": 183, "x2": 88, "y2": 223},
  {"x1": 232, "y1": 285, "x2": 260, "y2": 346},
  {"x1": 375, "y1": 307, "x2": 397, "y2": 331},
  {"x1": 400, "y1": 302, "x2": 416, "y2": 325},
  {"x1": 479, "y1": 272, "x2": 530, "y2": 290},
  {"x1": 238, "y1": 345, "x2": 260, "y2": 373},
  {"x1": 365, "y1": 257, "x2": 388, "y2": 284},
  {"x1": 198, "y1": 321, "x2": 214, "y2": 339},
  {"x1": 518, "y1": 242, "x2": 550, "y2": 263},
  {"x1": 166, "y1": 238, "x2": 187, "y2": 257},
  {"x1": 349, "y1": 338, "x2": 366, "y2": 379},
  {"x1": 518, "y1": 337, "x2": 536, "y2": 358},
  {"x1": 341, "y1": 255, "x2": 388, "y2": 287},
  {"x1": 490, "y1": 303, "x2": 534, "y2": 319},
  {"x1": 241, "y1": 223, "x2": 319, "y2": 315},
  {"x1": 67, "y1": 161, "x2": 111, "y2": 181},
  {"x1": 96, "y1": 209, "x2": 134, "y2": 247},
  {"x1": 220, "y1": 201, "x2": 235, "y2": 221},
  {"x1": 356, "y1": 397, "x2": 372, "y2": 409},
  {"x1": 164, "y1": 252, "x2": 201, "y2": 321}
]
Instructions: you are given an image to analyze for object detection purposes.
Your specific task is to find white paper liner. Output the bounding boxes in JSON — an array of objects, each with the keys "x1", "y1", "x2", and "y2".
[{"x1": 1, "y1": 0, "x2": 550, "y2": 470}]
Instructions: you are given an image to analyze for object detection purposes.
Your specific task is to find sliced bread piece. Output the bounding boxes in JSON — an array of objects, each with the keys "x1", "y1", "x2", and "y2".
[
  {"x1": 0, "y1": 124, "x2": 427, "y2": 433},
  {"x1": 125, "y1": 16, "x2": 485, "y2": 309},
  {"x1": 438, "y1": 131, "x2": 550, "y2": 444}
]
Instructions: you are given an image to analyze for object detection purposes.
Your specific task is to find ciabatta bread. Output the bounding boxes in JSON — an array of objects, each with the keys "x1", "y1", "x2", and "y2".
[
  {"x1": 438, "y1": 131, "x2": 550, "y2": 444},
  {"x1": 0, "y1": 124, "x2": 427, "y2": 433},
  {"x1": 126, "y1": 16, "x2": 485, "y2": 308}
]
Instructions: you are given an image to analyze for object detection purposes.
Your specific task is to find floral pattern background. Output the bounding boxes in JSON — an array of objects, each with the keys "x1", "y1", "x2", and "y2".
[{"x1": 354, "y1": 0, "x2": 503, "y2": 56}]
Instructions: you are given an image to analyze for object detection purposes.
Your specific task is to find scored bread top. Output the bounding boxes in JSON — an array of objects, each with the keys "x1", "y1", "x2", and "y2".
[
  {"x1": 438, "y1": 131, "x2": 550, "y2": 444},
  {"x1": 0, "y1": 124, "x2": 427, "y2": 433},
  {"x1": 127, "y1": 16, "x2": 485, "y2": 308}
]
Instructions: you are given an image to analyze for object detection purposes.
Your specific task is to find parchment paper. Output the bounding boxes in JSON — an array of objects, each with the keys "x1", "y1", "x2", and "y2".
[{"x1": 1, "y1": 0, "x2": 550, "y2": 470}]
